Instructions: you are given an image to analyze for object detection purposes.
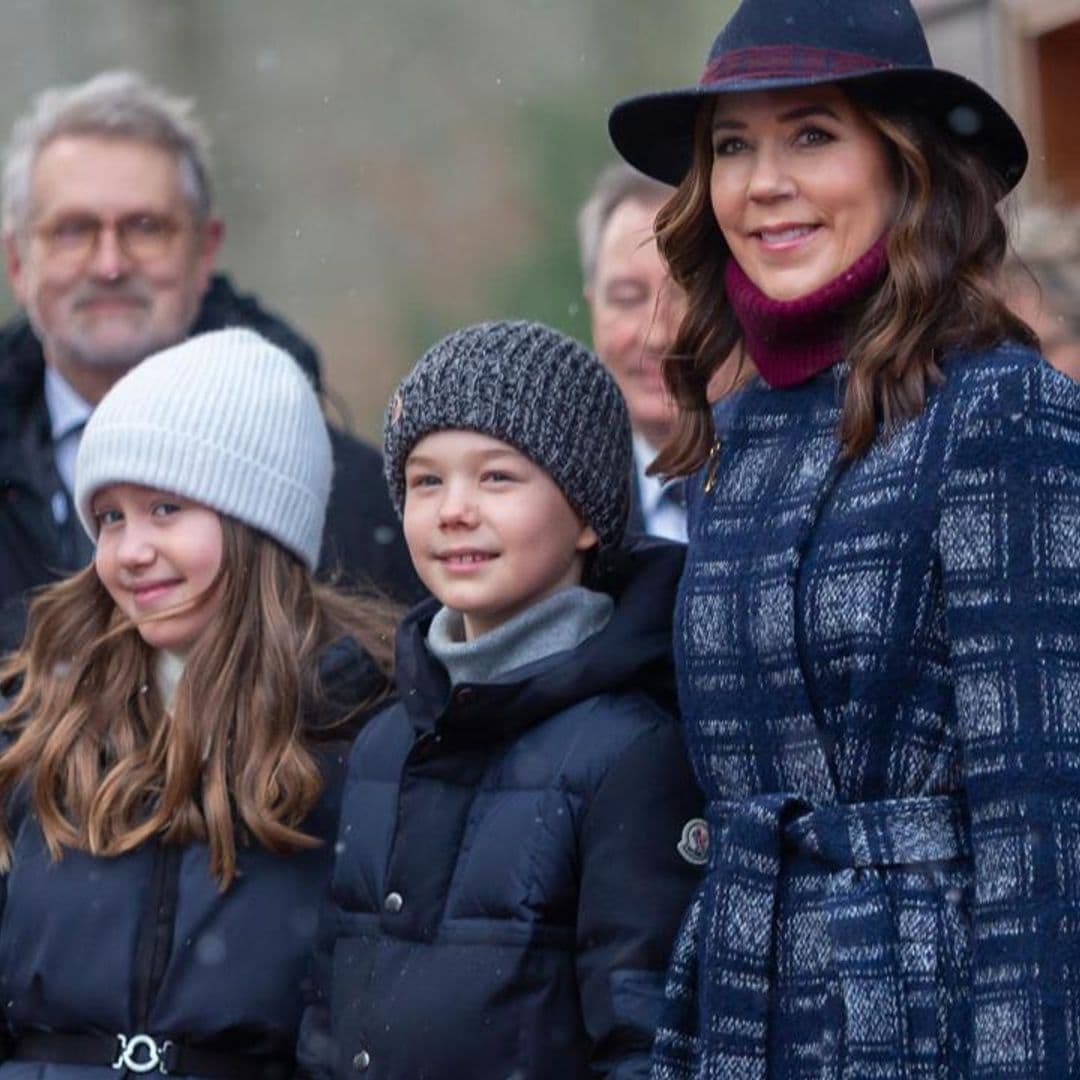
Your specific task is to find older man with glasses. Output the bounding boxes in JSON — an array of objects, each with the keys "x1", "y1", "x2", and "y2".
[{"x1": 0, "y1": 70, "x2": 418, "y2": 646}]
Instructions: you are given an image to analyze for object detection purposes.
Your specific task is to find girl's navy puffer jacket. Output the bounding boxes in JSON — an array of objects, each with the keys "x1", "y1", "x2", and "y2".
[
  {"x1": 299, "y1": 540, "x2": 704, "y2": 1080},
  {"x1": 0, "y1": 637, "x2": 385, "y2": 1080}
]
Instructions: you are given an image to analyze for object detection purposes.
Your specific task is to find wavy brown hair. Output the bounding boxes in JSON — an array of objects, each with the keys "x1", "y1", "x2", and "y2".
[
  {"x1": 0, "y1": 518, "x2": 398, "y2": 887},
  {"x1": 652, "y1": 86, "x2": 1038, "y2": 475}
]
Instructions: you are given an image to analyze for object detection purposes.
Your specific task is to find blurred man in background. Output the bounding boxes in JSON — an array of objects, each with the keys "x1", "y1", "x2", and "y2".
[
  {"x1": 0, "y1": 70, "x2": 417, "y2": 645},
  {"x1": 578, "y1": 162, "x2": 687, "y2": 541}
]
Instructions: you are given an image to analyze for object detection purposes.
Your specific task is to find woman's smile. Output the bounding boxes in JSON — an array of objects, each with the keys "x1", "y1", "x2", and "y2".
[{"x1": 751, "y1": 222, "x2": 821, "y2": 250}]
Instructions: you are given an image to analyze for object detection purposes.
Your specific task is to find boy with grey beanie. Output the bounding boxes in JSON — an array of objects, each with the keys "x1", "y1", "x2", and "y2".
[{"x1": 300, "y1": 320, "x2": 703, "y2": 1080}]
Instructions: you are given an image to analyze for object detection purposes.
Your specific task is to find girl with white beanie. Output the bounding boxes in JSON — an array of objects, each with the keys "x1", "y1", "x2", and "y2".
[{"x1": 0, "y1": 328, "x2": 396, "y2": 1079}]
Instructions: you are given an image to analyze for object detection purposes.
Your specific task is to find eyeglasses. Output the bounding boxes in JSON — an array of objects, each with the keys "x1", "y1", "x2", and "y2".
[{"x1": 33, "y1": 212, "x2": 185, "y2": 265}]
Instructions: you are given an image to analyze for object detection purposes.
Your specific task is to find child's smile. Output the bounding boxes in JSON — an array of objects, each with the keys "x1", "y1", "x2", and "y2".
[
  {"x1": 129, "y1": 577, "x2": 185, "y2": 608},
  {"x1": 437, "y1": 547, "x2": 498, "y2": 571}
]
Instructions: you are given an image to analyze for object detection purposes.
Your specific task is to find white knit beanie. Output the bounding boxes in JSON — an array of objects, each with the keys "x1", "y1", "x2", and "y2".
[{"x1": 75, "y1": 327, "x2": 332, "y2": 569}]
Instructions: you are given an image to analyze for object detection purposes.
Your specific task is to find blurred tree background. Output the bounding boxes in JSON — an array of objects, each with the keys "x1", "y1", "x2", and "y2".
[{"x1": 0, "y1": 0, "x2": 732, "y2": 438}]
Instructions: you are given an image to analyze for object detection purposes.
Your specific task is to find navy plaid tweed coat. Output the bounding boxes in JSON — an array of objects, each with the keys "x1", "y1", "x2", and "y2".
[{"x1": 653, "y1": 344, "x2": 1080, "y2": 1080}]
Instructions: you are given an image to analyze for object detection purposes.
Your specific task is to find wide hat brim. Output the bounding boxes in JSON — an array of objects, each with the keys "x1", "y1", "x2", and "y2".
[{"x1": 610, "y1": 65, "x2": 1028, "y2": 193}]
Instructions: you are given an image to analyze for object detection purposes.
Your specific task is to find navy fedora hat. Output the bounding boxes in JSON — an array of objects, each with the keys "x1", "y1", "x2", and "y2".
[{"x1": 609, "y1": 0, "x2": 1027, "y2": 191}]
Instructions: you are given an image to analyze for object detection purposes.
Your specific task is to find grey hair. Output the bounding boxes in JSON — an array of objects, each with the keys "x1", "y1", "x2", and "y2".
[
  {"x1": 3, "y1": 69, "x2": 214, "y2": 236},
  {"x1": 576, "y1": 161, "x2": 673, "y2": 286}
]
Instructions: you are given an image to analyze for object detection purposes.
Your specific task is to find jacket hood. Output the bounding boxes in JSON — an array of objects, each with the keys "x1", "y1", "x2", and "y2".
[
  {"x1": 308, "y1": 634, "x2": 391, "y2": 739},
  {"x1": 394, "y1": 537, "x2": 685, "y2": 740}
]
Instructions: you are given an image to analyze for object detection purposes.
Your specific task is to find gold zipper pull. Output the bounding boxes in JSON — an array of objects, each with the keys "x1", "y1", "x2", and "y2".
[{"x1": 703, "y1": 440, "x2": 722, "y2": 493}]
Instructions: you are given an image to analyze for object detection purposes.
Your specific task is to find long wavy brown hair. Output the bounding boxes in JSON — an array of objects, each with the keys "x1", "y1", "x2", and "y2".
[
  {"x1": 652, "y1": 86, "x2": 1038, "y2": 475},
  {"x1": 0, "y1": 518, "x2": 398, "y2": 887}
]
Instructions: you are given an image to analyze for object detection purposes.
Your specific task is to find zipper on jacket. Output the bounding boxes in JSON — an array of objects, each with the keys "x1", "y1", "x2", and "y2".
[{"x1": 131, "y1": 842, "x2": 182, "y2": 1031}]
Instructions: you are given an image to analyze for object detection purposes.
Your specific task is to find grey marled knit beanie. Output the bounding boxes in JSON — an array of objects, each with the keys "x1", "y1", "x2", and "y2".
[
  {"x1": 75, "y1": 327, "x2": 332, "y2": 569},
  {"x1": 383, "y1": 320, "x2": 632, "y2": 549}
]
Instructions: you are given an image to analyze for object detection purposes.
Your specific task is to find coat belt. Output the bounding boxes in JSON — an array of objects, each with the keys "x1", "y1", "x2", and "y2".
[
  {"x1": 706, "y1": 791, "x2": 971, "y2": 873},
  {"x1": 683, "y1": 792, "x2": 971, "y2": 1080}
]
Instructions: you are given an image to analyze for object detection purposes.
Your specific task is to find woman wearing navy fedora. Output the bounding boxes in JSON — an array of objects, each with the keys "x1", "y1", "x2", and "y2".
[{"x1": 610, "y1": 0, "x2": 1080, "y2": 1078}]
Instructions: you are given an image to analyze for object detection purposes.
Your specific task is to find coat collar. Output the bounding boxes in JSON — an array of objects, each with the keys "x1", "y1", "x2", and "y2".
[{"x1": 393, "y1": 539, "x2": 685, "y2": 741}]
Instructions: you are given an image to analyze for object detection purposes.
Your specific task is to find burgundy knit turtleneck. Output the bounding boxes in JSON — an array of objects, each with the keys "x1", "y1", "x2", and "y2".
[{"x1": 724, "y1": 235, "x2": 889, "y2": 389}]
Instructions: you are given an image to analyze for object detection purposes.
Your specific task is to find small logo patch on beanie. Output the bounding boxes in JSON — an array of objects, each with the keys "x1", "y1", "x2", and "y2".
[
  {"x1": 390, "y1": 391, "x2": 405, "y2": 427},
  {"x1": 677, "y1": 817, "x2": 709, "y2": 866}
]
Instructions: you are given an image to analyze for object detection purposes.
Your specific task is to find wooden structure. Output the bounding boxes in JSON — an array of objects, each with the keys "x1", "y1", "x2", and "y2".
[
  {"x1": 917, "y1": 0, "x2": 1080, "y2": 203},
  {"x1": 917, "y1": 0, "x2": 1080, "y2": 376}
]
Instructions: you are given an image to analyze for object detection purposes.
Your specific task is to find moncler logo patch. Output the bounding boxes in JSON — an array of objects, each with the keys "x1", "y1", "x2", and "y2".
[{"x1": 677, "y1": 817, "x2": 709, "y2": 866}]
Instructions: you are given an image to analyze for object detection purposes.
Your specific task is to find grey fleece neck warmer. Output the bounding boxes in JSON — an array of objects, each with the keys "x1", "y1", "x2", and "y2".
[{"x1": 425, "y1": 585, "x2": 613, "y2": 687}]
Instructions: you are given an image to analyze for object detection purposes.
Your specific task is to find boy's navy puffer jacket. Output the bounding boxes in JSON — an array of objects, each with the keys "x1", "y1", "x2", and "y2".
[
  {"x1": 0, "y1": 637, "x2": 386, "y2": 1080},
  {"x1": 299, "y1": 541, "x2": 703, "y2": 1080}
]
